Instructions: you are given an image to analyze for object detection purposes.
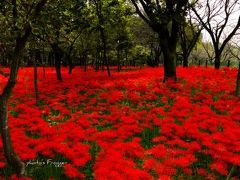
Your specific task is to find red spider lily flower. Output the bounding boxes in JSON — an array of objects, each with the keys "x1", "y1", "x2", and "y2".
[
  {"x1": 158, "y1": 175, "x2": 172, "y2": 180},
  {"x1": 64, "y1": 164, "x2": 84, "y2": 179},
  {"x1": 0, "y1": 162, "x2": 6, "y2": 168},
  {"x1": 197, "y1": 168, "x2": 207, "y2": 176},
  {"x1": 210, "y1": 161, "x2": 228, "y2": 176}
]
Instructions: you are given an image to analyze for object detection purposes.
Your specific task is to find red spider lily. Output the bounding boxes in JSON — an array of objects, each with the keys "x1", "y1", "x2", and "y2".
[
  {"x1": 0, "y1": 66, "x2": 239, "y2": 179},
  {"x1": 64, "y1": 164, "x2": 84, "y2": 179}
]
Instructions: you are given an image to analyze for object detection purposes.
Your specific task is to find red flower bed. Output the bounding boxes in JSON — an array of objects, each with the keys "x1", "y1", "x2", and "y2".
[{"x1": 0, "y1": 66, "x2": 239, "y2": 179}]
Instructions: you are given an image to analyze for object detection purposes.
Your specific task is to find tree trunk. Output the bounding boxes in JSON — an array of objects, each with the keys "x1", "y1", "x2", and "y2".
[
  {"x1": 83, "y1": 52, "x2": 87, "y2": 72},
  {"x1": 162, "y1": 49, "x2": 176, "y2": 81},
  {"x1": 84, "y1": 60, "x2": 87, "y2": 72},
  {"x1": 181, "y1": 41, "x2": 188, "y2": 67},
  {"x1": 227, "y1": 60, "x2": 231, "y2": 67},
  {"x1": 181, "y1": 43, "x2": 190, "y2": 68},
  {"x1": 236, "y1": 62, "x2": 240, "y2": 98},
  {"x1": 0, "y1": 23, "x2": 32, "y2": 176},
  {"x1": 95, "y1": 45, "x2": 101, "y2": 71},
  {"x1": 99, "y1": 27, "x2": 111, "y2": 77},
  {"x1": 215, "y1": 53, "x2": 221, "y2": 69},
  {"x1": 95, "y1": 56, "x2": 100, "y2": 71},
  {"x1": 0, "y1": 97, "x2": 25, "y2": 175},
  {"x1": 125, "y1": 50, "x2": 128, "y2": 67},
  {"x1": 67, "y1": 49, "x2": 74, "y2": 75},
  {"x1": 95, "y1": 0, "x2": 110, "y2": 76},
  {"x1": 68, "y1": 57, "x2": 74, "y2": 74},
  {"x1": 117, "y1": 49, "x2": 121, "y2": 72},
  {"x1": 55, "y1": 58, "x2": 62, "y2": 82},
  {"x1": 154, "y1": 47, "x2": 161, "y2": 66},
  {"x1": 183, "y1": 54, "x2": 188, "y2": 67},
  {"x1": 69, "y1": 65, "x2": 74, "y2": 74},
  {"x1": 160, "y1": 37, "x2": 177, "y2": 82},
  {"x1": 157, "y1": 20, "x2": 178, "y2": 82},
  {"x1": 51, "y1": 43, "x2": 63, "y2": 81}
]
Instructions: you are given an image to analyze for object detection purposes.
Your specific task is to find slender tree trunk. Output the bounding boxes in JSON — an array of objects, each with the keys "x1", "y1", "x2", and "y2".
[
  {"x1": 181, "y1": 42, "x2": 188, "y2": 67},
  {"x1": 0, "y1": 97, "x2": 25, "y2": 176},
  {"x1": 183, "y1": 53, "x2": 188, "y2": 67},
  {"x1": 180, "y1": 26, "x2": 202, "y2": 68},
  {"x1": 99, "y1": 28, "x2": 111, "y2": 77},
  {"x1": 0, "y1": 23, "x2": 32, "y2": 176},
  {"x1": 68, "y1": 57, "x2": 74, "y2": 74},
  {"x1": 227, "y1": 60, "x2": 231, "y2": 67},
  {"x1": 83, "y1": 52, "x2": 87, "y2": 72},
  {"x1": 95, "y1": 55, "x2": 99, "y2": 71},
  {"x1": 236, "y1": 62, "x2": 240, "y2": 98},
  {"x1": 51, "y1": 44, "x2": 63, "y2": 81},
  {"x1": 182, "y1": 46, "x2": 191, "y2": 68},
  {"x1": 95, "y1": 44, "x2": 101, "y2": 71},
  {"x1": 69, "y1": 65, "x2": 74, "y2": 74},
  {"x1": 125, "y1": 50, "x2": 128, "y2": 68},
  {"x1": 84, "y1": 59, "x2": 87, "y2": 72},
  {"x1": 215, "y1": 53, "x2": 221, "y2": 69},
  {"x1": 41, "y1": 48, "x2": 46, "y2": 78},
  {"x1": 132, "y1": 59, "x2": 135, "y2": 67},
  {"x1": 67, "y1": 48, "x2": 74, "y2": 75},
  {"x1": 94, "y1": 0, "x2": 110, "y2": 76},
  {"x1": 205, "y1": 59, "x2": 208, "y2": 67},
  {"x1": 55, "y1": 58, "x2": 62, "y2": 81},
  {"x1": 117, "y1": 49, "x2": 121, "y2": 72}
]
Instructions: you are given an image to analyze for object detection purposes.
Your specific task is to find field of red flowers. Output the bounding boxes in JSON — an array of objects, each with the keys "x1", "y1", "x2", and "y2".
[{"x1": 0, "y1": 66, "x2": 240, "y2": 180}]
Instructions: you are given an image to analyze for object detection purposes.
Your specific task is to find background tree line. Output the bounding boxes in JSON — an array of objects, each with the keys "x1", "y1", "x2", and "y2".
[{"x1": 0, "y1": 0, "x2": 239, "y2": 75}]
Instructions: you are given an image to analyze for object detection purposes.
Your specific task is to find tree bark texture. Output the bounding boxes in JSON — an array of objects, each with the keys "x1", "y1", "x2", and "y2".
[
  {"x1": 0, "y1": 23, "x2": 31, "y2": 176},
  {"x1": 51, "y1": 43, "x2": 63, "y2": 82},
  {"x1": 0, "y1": 0, "x2": 47, "y2": 175}
]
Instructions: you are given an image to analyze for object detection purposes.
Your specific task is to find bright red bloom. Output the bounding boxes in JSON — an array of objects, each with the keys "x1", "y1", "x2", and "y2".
[
  {"x1": 64, "y1": 164, "x2": 84, "y2": 179},
  {"x1": 210, "y1": 161, "x2": 228, "y2": 175},
  {"x1": 0, "y1": 66, "x2": 239, "y2": 179}
]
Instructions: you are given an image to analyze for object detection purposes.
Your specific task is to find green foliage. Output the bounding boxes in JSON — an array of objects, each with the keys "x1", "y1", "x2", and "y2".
[
  {"x1": 82, "y1": 142, "x2": 101, "y2": 179},
  {"x1": 10, "y1": 110, "x2": 19, "y2": 118},
  {"x1": 140, "y1": 126, "x2": 160, "y2": 149},
  {"x1": 95, "y1": 122, "x2": 113, "y2": 131},
  {"x1": 130, "y1": 45, "x2": 151, "y2": 65}
]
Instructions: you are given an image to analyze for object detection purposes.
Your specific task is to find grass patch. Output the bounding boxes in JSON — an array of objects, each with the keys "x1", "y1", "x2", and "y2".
[{"x1": 139, "y1": 126, "x2": 160, "y2": 149}]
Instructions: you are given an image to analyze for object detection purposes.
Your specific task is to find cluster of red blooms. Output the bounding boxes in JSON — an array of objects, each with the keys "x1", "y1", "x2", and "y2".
[{"x1": 0, "y1": 66, "x2": 239, "y2": 179}]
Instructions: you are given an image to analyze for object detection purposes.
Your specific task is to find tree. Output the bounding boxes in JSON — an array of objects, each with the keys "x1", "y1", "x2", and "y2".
[
  {"x1": 92, "y1": 0, "x2": 111, "y2": 76},
  {"x1": 105, "y1": 0, "x2": 133, "y2": 70},
  {"x1": 129, "y1": 16, "x2": 159, "y2": 66},
  {"x1": 192, "y1": 0, "x2": 240, "y2": 69},
  {"x1": 33, "y1": 1, "x2": 70, "y2": 81},
  {"x1": 0, "y1": 0, "x2": 47, "y2": 176},
  {"x1": 32, "y1": 0, "x2": 89, "y2": 80},
  {"x1": 179, "y1": 18, "x2": 203, "y2": 67},
  {"x1": 130, "y1": 0, "x2": 190, "y2": 81},
  {"x1": 229, "y1": 40, "x2": 240, "y2": 97}
]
